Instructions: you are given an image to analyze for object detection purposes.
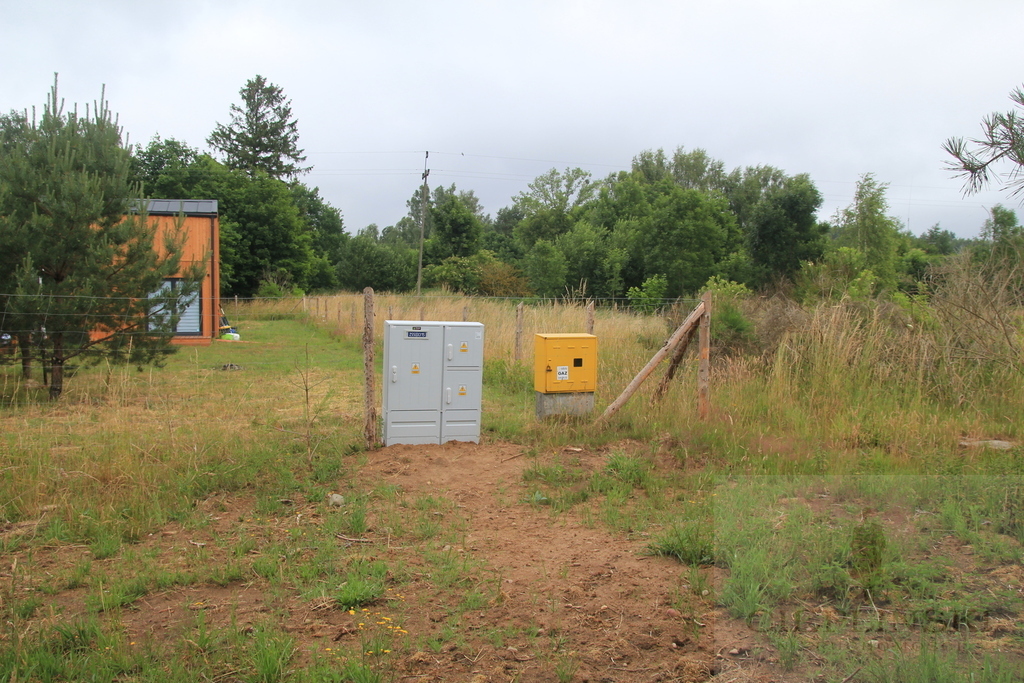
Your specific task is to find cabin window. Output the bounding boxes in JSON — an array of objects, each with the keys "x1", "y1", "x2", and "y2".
[{"x1": 149, "y1": 279, "x2": 201, "y2": 335}]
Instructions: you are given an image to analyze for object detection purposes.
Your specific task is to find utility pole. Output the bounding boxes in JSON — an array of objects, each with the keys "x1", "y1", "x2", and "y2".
[{"x1": 415, "y1": 151, "x2": 430, "y2": 296}]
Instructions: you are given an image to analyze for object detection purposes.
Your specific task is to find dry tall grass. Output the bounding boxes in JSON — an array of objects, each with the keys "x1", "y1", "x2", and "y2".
[
  {"x1": 296, "y1": 292, "x2": 669, "y2": 356},
  {"x1": 296, "y1": 290, "x2": 1024, "y2": 438},
  {"x1": 297, "y1": 290, "x2": 1024, "y2": 463}
]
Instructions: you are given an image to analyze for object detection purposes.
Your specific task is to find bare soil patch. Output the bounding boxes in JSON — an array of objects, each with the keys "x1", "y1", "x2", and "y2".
[{"x1": 355, "y1": 441, "x2": 723, "y2": 682}]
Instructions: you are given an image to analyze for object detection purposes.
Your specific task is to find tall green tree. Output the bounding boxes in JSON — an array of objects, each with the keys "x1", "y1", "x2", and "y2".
[
  {"x1": 130, "y1": 135, "x2": 200, "y2": 197},
  {"x1": 481, "y1": 205, "x2": 525, "y2": 263},
  {"x1": 830, "y1": 174, "x2": 901, "y2": 291},
  {"x1": 513, "y1": 167, "x2": 595, "y2": 249},
  {"x1": 632, "y1": 147, "x2": 730, "y2": 193},
  {"x1": 975, "y1": 204, "x2": 1024, "y2": 264},
  {"x1": 207, "y1": 75, "x2": 309, "y2": 179},
  {"x1": 384, "y1": 183, "x2": 486, "y2": 249},
  {"x1": 639, "y1": 182, "x2": 736, "y2": 296},
  {"x1": 523, "y1": 240, "x2": 568, "y2": 298},
  {"x1": 513, "y1": 207, "x2": 574, "y2": 249},
  {"x1": 725, "y1": 165, "x2": 790, "y2": 238},
  {"x1": 290, "y1": 182, "x2": 347, "y2": 291},
  {"x1": 918, "y1": 224, "x2": 957, "y2": 256},
  {"x1": 746, "y1": 174, "x2": 826, "y2": 284},
  {"x1": 981, "y1": 204, "x2": 1021, "y2": 244},
  {"x1": 0, "y1": 80, "x2": 201, "y2": 399},
  {"x1": 337, "y1": 236, "x2": 416, "y2": 292},
  {"x1": 515, "y1": 167, "x2": 595, "y2": 216},
  {"x1": 426, "y1": 192, "x2": 483, "y2": 261},
  {"x1": 584, "y1": 172, "x2": 738, "y2": 296},
  {"x1": 629, "y1": 147, "x2": 822, "y2": 287},
  {"x1": 217, "y1": 173, "x2": 314, "y2": 297},
  {"x1": 434, "y1": 184, "x2": 489, "y2": 224},
  {"x1": 555, "y1": 220, "x2": 608, "y2": 296}
]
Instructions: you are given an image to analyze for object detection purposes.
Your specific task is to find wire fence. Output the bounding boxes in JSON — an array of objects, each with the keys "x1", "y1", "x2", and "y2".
[
  {"x1": 290, "y1": 291, "x2": 699, "y2": 353},
  {"x1": 0, "y1": 291, "x2": 700, "y2": 338},
  {"x1": 0, "y1": 290, "x2": 707, "y2": 408}
]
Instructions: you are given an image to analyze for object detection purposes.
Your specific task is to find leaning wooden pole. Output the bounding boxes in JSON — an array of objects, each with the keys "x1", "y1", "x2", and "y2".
[
  {"x1": 698, "y1": 291, "x2": 711, "y2": 421},
  {"x1": 363, "y1": 287, "x2": 378, "y2": 448},
  {"x1": 594, "y1": 300, "x2": 706, "y2": 426},
  {"x1": 652, "y1": 322, "x2": 699, "y2": 402}
]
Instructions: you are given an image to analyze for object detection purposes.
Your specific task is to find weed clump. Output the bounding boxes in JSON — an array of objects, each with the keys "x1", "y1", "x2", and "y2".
[{"x1": 647, "y1": 522, "x2": 713, "y2": 565}]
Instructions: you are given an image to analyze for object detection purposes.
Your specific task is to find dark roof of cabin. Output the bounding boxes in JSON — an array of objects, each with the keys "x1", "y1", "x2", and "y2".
[{"x1": 132, "y1": 199, "x2": 218, "y2": 216}]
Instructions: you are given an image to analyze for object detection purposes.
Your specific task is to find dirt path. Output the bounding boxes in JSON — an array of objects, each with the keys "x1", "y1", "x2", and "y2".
[{"x1": 357, "y1": 441, "x2": 765, "y2": 683}]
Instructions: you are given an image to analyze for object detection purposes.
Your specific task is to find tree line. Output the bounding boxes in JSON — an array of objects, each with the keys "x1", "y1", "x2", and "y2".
[{"x1": 128, "y1": 76, "x2": 1007, "y2": 304}]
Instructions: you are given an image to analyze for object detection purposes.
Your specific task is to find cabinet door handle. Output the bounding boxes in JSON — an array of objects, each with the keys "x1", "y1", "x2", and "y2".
[
  {"x1": 447, "y1": 343, "x2": 453, "y2": 361},
  {"x1": 446, "y1": 387, "x2": 452, "y2": 404},
  {"x1": 391, "y1": 365, "x2": 397, "y2": 382}
]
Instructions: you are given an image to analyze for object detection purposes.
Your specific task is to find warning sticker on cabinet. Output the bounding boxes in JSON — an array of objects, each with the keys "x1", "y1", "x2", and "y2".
[
  {"x1": 458, "y1": 385, "x2": 467, "y2": 396},
  {"x1": 556, "y1": 366, "x2": 569, "y2": 381},
  {"x1": 411, "y1": 363, "x2": 420, "y2": 374}
]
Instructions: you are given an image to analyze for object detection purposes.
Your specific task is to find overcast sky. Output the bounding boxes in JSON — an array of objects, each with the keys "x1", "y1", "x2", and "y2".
[{"x1": 3, "y1": 0, "x2": 1024, "y2": 237}]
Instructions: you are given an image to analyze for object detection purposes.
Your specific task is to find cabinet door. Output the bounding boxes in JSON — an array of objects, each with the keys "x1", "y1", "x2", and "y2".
[
  {"x1": 443, "y1": 324, "x2": 484, "y2": 368},
  {"x1": 442, "y1": 366, "x2": 482, "y2": 413},
  {"x1": 385, "y1": 324, "x2": 442, "y2": 412}
]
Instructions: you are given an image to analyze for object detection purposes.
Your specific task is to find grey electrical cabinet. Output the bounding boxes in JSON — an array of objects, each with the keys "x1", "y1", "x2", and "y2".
[{"x1": 383, "y1": 321, "x2": 484, "y2": 446}]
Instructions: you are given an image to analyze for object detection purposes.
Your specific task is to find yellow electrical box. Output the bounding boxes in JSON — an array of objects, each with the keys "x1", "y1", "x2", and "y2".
[{"x1": 534, "y1": 333, "x2": 597, "y2": 393}]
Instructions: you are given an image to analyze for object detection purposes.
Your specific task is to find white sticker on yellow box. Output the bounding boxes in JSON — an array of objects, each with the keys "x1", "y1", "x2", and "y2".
[{"x1": 556, "y1": 366, "x2": 569, "y2": 381}]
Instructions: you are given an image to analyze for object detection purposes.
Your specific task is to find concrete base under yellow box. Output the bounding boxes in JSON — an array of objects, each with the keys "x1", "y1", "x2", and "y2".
[{"x1": 536, "y1": 391, "x2": 595, "y2": 419}]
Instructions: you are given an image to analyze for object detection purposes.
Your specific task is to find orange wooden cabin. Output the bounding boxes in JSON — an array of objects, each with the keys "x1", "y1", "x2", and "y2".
[{"x1": 145, "y1": 199, "x2": 221, "y2": 346}]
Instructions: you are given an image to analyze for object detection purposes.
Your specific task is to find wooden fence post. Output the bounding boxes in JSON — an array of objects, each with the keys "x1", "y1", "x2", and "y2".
[
  {"x1": 515, "y1": 302, "x2": 524, "y2": 363},
  {"x1": 363, "y1": 288, "x2": 378, "y2": 448},
  {"x1": 586, "y1": 301, "x2": 595, "y2": 335},
  {"x1": 463, "y1": 305, "x2": 469, "y2": 322},
  {"x1": 698, "y1": 291, "x2": 711, "y2": 421}
]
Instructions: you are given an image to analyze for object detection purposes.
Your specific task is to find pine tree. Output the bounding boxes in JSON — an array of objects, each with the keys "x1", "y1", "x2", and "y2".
[
  {"x1": 207, "y1": 75, "x2": 309, "y2": 179},
  {"x1": 0, "y1": 78, "x2": 201, "y2": 399},
  {"x1": 945, "y1": 85, "x2": 1024, "y2": 199}
]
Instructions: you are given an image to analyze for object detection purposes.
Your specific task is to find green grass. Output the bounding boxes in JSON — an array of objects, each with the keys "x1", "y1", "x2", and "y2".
[
  {"x1": 246, "y1": 625, "x2": 295, "y2": 683},
  {"x1": 867, "y1": 645, "x2": 1024, "y2": 683},
  {"x1": 4, "y1": 298, "x2": 1024, "y2": 681},
  {"x1": 647, "y1": 521, "x2": 713, "y2": 565}
]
